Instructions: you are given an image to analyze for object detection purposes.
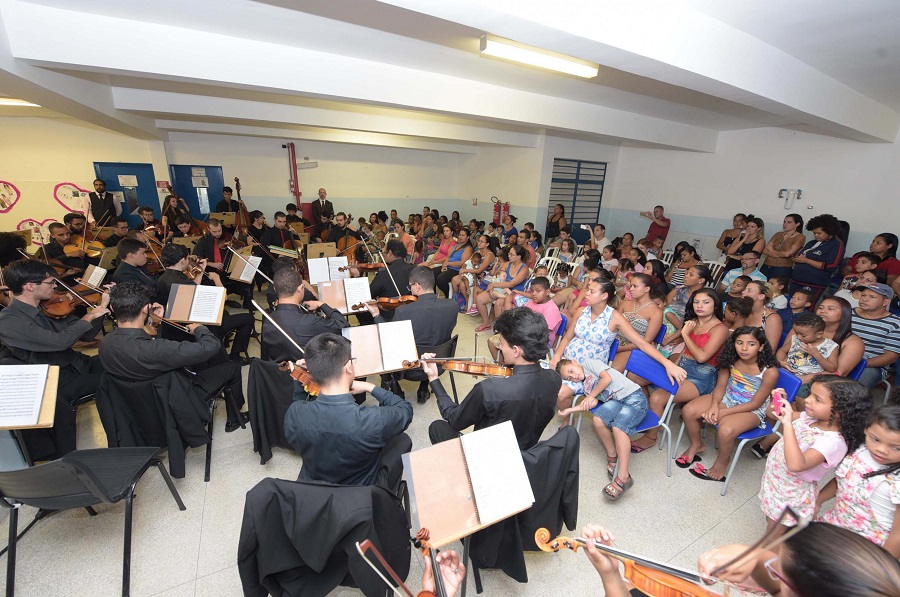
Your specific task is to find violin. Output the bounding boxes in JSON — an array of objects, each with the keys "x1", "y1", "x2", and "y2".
[
  {"x1": 351, "y1": 295, "x2": 417, "y2": 312},
  {"x1": 40, "y1": 280, "x2": 102, "y2": 319},
  {"x1": 17, "y1": 248, "x2": 82, "y2": 277},
  {"x1": 145, "y1": 312, "x2": 193, "y2": 337},
  {"x1": 403, "y1": 357, "x2": 513, "y2": 378},
  {"x1": 68, "y1": 236, "x2": 105, "y2": 259},
  {"x1": 183, "y1": 255, "x2": 207, "y2": 280},
  {"x1": 278, "y1": 360, "x2": 319, "y2": 396},
  {"x1": 535, "y1": 528, "x2": 719, "y2": 597}
]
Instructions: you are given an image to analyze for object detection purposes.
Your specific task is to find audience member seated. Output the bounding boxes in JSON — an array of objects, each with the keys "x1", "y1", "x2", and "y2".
[
  {"x1": 761, "y1": 213, "x2": 806, "y2": 278},
  {"x1": 451, "y1": 235, "x2": 495, "y2": 314},
  {"x1": 850, "y1": 283, "x2": 900, "y2": 388},
  {"x1": 609, "y1": 273, "x2": 663, "y2": 372},
  {"x1": 658, "y1": 264, "x2": 712, "y2": 357},
  {"x1": 433, "y1": 228, "x2": 474, "y2": 298},
  {"x1": 473, "y1": 245, "x2": 530, "y2": 333},
  {"x1": 778, "y1": 286, "x2": 814, "y2": 332},
  {"x1": 834, "y1": 269, "x2": 883, "y2": 308},
  {"x1": 790, "y1": 213, "x2": 845, "y2": 303},
  {"x1": 741, "y1": 280, "x2": 783, "y2": 351},
  {"x1": 843, "y1": 233, "x2": 900, "y2": 287},
  {"x1": 665, "y1": 243, "x2": 700, "y2": 287},
  {"x1": 718, "y1": 250, "x2": 766, "y2": 292},
  {"x1": 723, "y1": 215, "x2": 765, "y2": 272},
  {"x1": 488, "y1": 276, "x2": 562, "y2": 362},
  {"x1": 283, "y1": 333, "x2": 412, "y2": 491}
]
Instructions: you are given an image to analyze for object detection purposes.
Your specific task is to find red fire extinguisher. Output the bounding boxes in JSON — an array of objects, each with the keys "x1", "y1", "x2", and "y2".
[{"x1": 491, "y1": 196, "x2": 510, "y2": 225}]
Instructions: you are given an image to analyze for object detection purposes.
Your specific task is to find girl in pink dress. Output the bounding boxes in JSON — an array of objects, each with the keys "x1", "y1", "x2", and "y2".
[
  {"x1": 759, "y1": 375, "x2": 870, "y2": 537},
  {"x1": 816, "y1": 403, "x2": 900, "y2": 557}
]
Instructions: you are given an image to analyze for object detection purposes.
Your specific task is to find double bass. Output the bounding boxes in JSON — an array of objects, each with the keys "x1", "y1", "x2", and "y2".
[{"x1": 233, "y1": 177, "x2": 252, "y2": 240}]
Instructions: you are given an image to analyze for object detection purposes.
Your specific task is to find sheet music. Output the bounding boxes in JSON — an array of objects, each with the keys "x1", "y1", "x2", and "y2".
[
  {"x1": 328, "y1": 257, "x2": 349, "y2": 280},
  {"x1": 85, "y1": 265, "x2": 106, "y2": 287},
  {"x1": 460, "y1": 421, "x2": 535, "y2": 525},
  {"x1": 377, "y1": 320, "x2": 418, "y2": 371},
  {"x1": 188, "y1": 285, "x2": 224, "y2": 323},
  {"x1": 0, "y1": 364, "x2": 49, "y2": 427},
  {"x1": 236, "y1": 255, "x2": 263, "y2": 283},
  {"x1": 344, "y1": 277, "x2": 372, "y2": 311},
  {"x1": 308, "y1": 258, "x2": 331, "y2": 285}
]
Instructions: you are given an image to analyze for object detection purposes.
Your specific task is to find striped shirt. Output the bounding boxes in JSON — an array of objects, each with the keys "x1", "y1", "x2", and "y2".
[{"x1": 851, "y1": 310, "x2": 900, "y2": 373}]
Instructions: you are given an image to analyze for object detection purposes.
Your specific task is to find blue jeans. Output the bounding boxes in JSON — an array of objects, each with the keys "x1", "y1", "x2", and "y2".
[
  {"x1": 761, "y1": 265, "x2": 793, "y2": 279},
  {"x1": 678, "y1": 356, "x2": 719, "y2": 395},
  {"x1": 590, "y1": 388, "x2": 649, "y2": 436},
  {"x1": 858, "y1": 367, "x2": 887, "y2": 389}
]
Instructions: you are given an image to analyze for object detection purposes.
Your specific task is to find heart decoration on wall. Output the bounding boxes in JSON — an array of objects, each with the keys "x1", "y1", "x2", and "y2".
[
  {"x1": 53, "y1": 182, "x2": 91, "y2": 214},
  {"x1": 0, "y1": 180, "x2": 21, "y2": 213},
  {"x1": 16, "y1": 218, "x2": 56, "y2": 245}
]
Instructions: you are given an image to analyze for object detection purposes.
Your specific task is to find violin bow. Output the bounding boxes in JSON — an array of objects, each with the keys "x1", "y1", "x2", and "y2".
[
  {"x1": 226, "y1": 245, "x2": 274, "y2": 284},
  {"x1": 374, "y1": 247, "x2": 403, "y2": 297},
  {"x1": 709, "y1": 506, "x2": 809, "y2": 579},
  {"x1": 251, "y1": 299, "x2": 305, "y2": 356},
  {"x1": 53, "y1": 277, "x2": 100, "y2": 309},
  {"x1": 355, "y1": 540, "x2": 415, "y2": 597}
]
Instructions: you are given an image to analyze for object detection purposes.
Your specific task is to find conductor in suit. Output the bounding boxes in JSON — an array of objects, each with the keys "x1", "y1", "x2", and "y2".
[
  {"x1": 375, "y1": 265, "x2": 458, "y2": 402},
  {"x1": 311, "y1": 188, "x2": 334, "y2": 224},
  {"x1": 89, "y1": 179, "x2": 117, "y2": 225}
]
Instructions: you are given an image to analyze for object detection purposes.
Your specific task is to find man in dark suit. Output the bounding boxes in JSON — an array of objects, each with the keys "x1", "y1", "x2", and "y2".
[
  {"x1": 375, "y1": 265, "x2": 457, "y2": 402},
  {"x1": 88, "y1": 179, "x2": 117, "y2": 225},
  {"x1": 311, "y1": 188, "x2": 334, "y2": 224}
]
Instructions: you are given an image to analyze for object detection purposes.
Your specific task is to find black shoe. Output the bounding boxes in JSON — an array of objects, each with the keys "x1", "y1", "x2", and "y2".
[
  {"x1": 225, "y1": 300, "x2": 242, "y2": 309},
  {"x1": 225, "y1": 411, "x2": 250, "y2": 432},
  {"x1": 380, "y1": 376, "x2": 393, "y2": 391},
  {"x1": 389, "y1": 381, "x2": 405, "y2": 399},
  {"x1": 750, "y1": 444, "x2": 771, "y2": 459},
  {"x1": 417, "y1": 388, "x2": 429, "y2": 404},
  {"x1": 230, "y1": 355, "x2": 252, "y2": 367}
]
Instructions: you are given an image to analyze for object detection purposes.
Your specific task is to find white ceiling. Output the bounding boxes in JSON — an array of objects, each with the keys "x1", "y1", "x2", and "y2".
[{"x1": 1, "y1": 0, "x2": 898, "y2": 152}]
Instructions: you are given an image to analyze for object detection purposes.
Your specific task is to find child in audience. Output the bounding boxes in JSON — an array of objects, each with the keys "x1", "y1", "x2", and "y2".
[
  {"x1": 723, "y1": 297, "x2": 753, "y2": 330},
  {"x1": 601, "y1": 245, "x2": 619, "y2": 274},
  {"x1": 834, "y1": 269, "x2": 884, "y2": 309},
  {"x1": 816, "y1": 403, "x2": 900, "y2": 558},
  {"x1": 563, "y1": 269, "x2": 606, "y2": 319},
  {"x1": 724, "y1": 275, "x2": 752, "y2": 304},
  {"x1": 558, "y1": 238, "x2": 577, "y2": 263},
  {"x1": 679, "y1": 327, "x2": 779, "y2": 482},
  {"x1": 614, "y1": 258, "x2": 634, "y2": 300},
  {"x1": 776, "y1": 313, "x2": 840, "y2": 402},
  {"x1": 759, "y1": 375, "x2": 870, "y2": 535},
  {"x1": 778, "y1": 287, "x2": 814, "y2": 331},
  {"x1": 412, "y1": 239, "x2": 425, "y2": 265},
  {"x1": 840, "y1": 251, "x2": 881, "y2": 290},
  {"x1": 557, "y1": 357, "x2": 648, "y2": 500},
  {"x1": 454, "y1": 251, "x2": 483, "y2": 312},
  {"x1": 551, "y1": 263, "x2": 572, "y2": 293},
  {"x1": 648, "y1": 236, "x2": 665, "y2": 259},
  {"x1": 767, "y1": 276, "x2": 789, "y2": 311},
  {"x1": 508, "y1": 264, "x2": 549, "y2": 308},
  {"x1": 637, "y1": 238, "x2": 652, "y2": 257},
  {"x1": 627, "y1": 248, "x2": 647, "y2": 274},
  {"x1": 488, "y1": 277, "x2": 562, "y2": 361}
]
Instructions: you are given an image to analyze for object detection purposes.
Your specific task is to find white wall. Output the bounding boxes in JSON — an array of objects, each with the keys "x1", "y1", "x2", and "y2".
[{"x1": 605, "y1": 127, "x2": 900, "y2": 255}]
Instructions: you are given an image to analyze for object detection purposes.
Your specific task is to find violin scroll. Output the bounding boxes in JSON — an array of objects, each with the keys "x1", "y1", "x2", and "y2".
[{"x1": 535, "y1": 528, "x2": 581, "y2": 553}]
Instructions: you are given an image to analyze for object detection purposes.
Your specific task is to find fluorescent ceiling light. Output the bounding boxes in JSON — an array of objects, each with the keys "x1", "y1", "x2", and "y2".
[
  {"x1": 0, "y1": 98, "x2": 40, "y2": 107},
  {"x1": 480, "y1": 34, "x2": 599, "y2": 79}
]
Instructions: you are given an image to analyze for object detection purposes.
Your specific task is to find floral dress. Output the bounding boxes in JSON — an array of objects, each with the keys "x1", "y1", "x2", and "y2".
[
  {"x1": 759, "y1": 413, "x2": 848, "y2": 523},
  {"x1": 562, "y1": 305, "x2": 615, "y2": 392},
  {"x1": 819, "y1": 447, "x2": 900, "y2": 546}
]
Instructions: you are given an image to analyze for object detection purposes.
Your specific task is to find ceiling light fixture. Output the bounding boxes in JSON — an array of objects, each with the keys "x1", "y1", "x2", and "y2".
[
  {"x1": 0, "y1": 98, "x2": 40, "y2": 107},
  {"x1": 479, "y1": 34, "x2": 598, "y2": 79}
]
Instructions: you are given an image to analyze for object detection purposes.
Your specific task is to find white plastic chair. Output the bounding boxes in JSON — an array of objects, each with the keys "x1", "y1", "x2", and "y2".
[
  {"x1": 537, "y1": 256, "x2": 561, "y2": 280},
  {"x1": 660, "y1": 250, "x2": 674, "y2": 267},
  {"x1": 542, "y1": 246, "x2": 560, "y2": 260},
  {"x1": 702, "y1": 260, "x2": 726, "y2": 288}
]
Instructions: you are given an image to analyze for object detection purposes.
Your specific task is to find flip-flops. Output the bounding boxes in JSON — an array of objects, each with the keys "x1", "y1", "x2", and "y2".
[
  {"x1": 630, "y1": 440, "x2": 652, "y2": 453},
  {"x1": 474, "y1": 323, "x2": 492, "y2": 332},
  {"x1": 675, "y1": 453, "x2": 702, "y2": 469},
  {"x1": 689, "y1": 463, "x2": 726, "y2": 483}
]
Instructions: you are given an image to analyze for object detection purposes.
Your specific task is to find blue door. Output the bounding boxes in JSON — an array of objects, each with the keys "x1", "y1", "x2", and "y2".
[
  {"x1": 169, "y1": 165, "x2": 225, "y2": 221},
  {"x1": 93, "y1": 162, "x2": 159, "y2": 229}
]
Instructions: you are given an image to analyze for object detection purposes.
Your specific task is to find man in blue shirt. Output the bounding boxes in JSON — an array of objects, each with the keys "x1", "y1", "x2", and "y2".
[{"x1": 283, "y1": 333, "x2": 413, "y2": 490}]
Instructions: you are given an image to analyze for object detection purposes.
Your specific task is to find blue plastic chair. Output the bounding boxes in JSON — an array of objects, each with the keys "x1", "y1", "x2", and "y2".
[
  {"x1": 549, "y1": 314, "x2": 568, "y2": 358},
  {"x1": 653, "y1": 325, "x2": 666, "y2": 347},
  {"x1": 675, "y1": 368, "x2": 802, "y2": 496},
  {"x1": 848, "y1": 358, "x2": 867, "y2": 382}
]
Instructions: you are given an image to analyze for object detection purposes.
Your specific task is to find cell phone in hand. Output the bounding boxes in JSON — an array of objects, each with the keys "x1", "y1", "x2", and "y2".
[
  {"x1": 771, "y1": 388, "x2": 787, "y2": 417},
  {"x1": 580, "y1": 224, "x2": 591, "y2": 231}
]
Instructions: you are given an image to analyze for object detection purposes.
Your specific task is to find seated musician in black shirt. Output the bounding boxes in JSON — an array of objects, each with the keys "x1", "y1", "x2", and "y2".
[
  {"x1": 261, "y1": 267, "x2": 348, "y2": 364},
  {"x1": 260, "y1": 211, "x2": 299, "y2": 251},
  {"x1": 100, "y1": 281, "x2": 248, "y2": 432},
  {"x1": 157, "y1": 242, "x2": 253, "y2": 365},
  {"x1": 284, "y1": 203, "x2": 310, "y2": 228},
  {"x1": 63, "y1": 212, "x2": 87, "y2": 238},
  {"x1": 169, "y1": 216, "x2": 195, "y2": 239},
  {"x1": 246, "y1": 210, "x2": 268, "y2": 247},
  {"x1": 327, "y1": 211, "x2": 361, "y2": 250},
  {"x1": 192, "y1": 219, "x2": 253, "y2": 312},
  {"x1": 283, "y1": 333, "x2": 412, "y2": 490},
  {"x1": 311, "y1": 213, "x2": 333, "y2": 244},
  {"x1": 111, "y1": 238, "x2": 160, "y2": 286},
  {"x1": 102, "y1": 217, "x2": 130, "y2": 248},
  {"x1": 264, "y1": 257, "x2": 317, "y2": 310},
  {"x1": 364, "y1": 239, "x2": 415, "y2": 322},
  {"x1": 44, "y1": 222, "x2": 87, "y2": 274},
  {"x1": 0, "y1": 259, "x2": 109, "y2": 458},
  {"x1": 423, "y1": 308, "x2": 562, "y2": 450},
  {"x1": 134, "y1": 206, "x2": 164, "y2": 243}
]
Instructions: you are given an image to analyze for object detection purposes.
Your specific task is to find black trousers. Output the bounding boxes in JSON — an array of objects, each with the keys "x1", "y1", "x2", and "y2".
[
  {"x1": 428, "y1": 420, "x2": 460, "y2": 446},
  {"x1": 193, "y1": 361, "x2": 245, "y2": 422},
  {"x1": 433, "y1": 267, "x2": 459, "y2": 298},
  {"x1": 375, "y1": 433, "x2": 413, "y2": 493},
  {"x1": 211, "y1": 311, "x2": 254, "y2": 357}
]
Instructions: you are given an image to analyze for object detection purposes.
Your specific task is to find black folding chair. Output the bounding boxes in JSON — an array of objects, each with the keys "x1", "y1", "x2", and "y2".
[{"x1": 0, "y1": 447, "x2": 186, "y2": 597}]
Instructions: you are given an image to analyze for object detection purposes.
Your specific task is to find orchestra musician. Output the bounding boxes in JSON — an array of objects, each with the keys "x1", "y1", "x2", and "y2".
[
  {"x1": 327, "y1": 212, "x2": 363, "y2": 262},
  {"x1": 191, "y1": 219, "x2": 254, "y2": 312},
  {"x1": 158, "y1": 243, "x2": 253, "y2": 365},
  {"x1": 63, "y1": 212, "x2": 88, "y2": 237},
  {"x1": 0, "y1": 259, "x2": 109, "y2": 459},
  {"x1": 169, "y1": 216, "x2": 195, "y2": 240},
  {"x1": 373, "y1": 265, "x2": 456, "y2": 402},
  {"x1": 245, "y1": 210, "x2": 269, "y2": 247},
  {"x1": 282, "y1": 332, "x2": 412, "y2": 491},
  {"x1": 110, "y1": 238, "x2": 160, "y2": 286},
  {"x1": 100, "y1": 281, "x2": 249, "y2": 433},
  {"x1": 354, "y1": 239, "x2": 415, "y2": 326},
  {"x1": 311, "y1": 213, "x2": 333, "y2": 243},
  {"x1": 88, "y1": 178, "x2": 117, "y2": 224},
  {"x1": 161, "y1": 194, "x2": 191, "y2": 232},
  {"x1": 264, "y1": 257, "x2": 317, "y2": 310},
  {"x1": 285, "y1": 203, "x2": 310, "y2": 227},
  {"x1": 102, "y1": 217, "x2": 131, "y2": 248},
  {"x1": 261, "y1": 267, "x2": 348, "y2": 366},
  {"x1": 423, "y1": 308, "x2": 562, "y2": 449},
  {"x1": 134, "y1": 206, "x2": 164, "y2": 242},
  {"x1": 260, "y1": 211, "x2": 299, "y2": 249},
  {"x1": 44, "y1": 222, "x2": 87, "y2": 274}
]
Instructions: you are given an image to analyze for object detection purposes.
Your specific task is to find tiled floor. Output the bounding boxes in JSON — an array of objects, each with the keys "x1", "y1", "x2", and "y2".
[{"x1": 0, "y1": 293, "x2": 780, "y2": 596}]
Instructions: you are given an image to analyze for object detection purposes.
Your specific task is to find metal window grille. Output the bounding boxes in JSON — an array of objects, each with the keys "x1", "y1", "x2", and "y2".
[{"x1": 547, "y1": 158, "x2": 607, "y2": 226}]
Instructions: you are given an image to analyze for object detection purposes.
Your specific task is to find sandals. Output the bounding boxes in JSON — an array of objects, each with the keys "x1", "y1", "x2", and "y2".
[
  {"x1": 675, "y1": 453, "x2": 702, "y2": 469},
  {"x1": 475, "y1": 323, "x2": 492, "y2": 332},
  {"x1": 689, "y1": 463, "x2": 726, "y2": 483},
  {"x1": 603, "y1": 475, "x2": 634, "y2": 501},
  {"x1": 606, "y1": 456, "x2": 618, "y2": 478},
  {"x1": 630, "y1": 440, "x2": 652, "y2": 453}
]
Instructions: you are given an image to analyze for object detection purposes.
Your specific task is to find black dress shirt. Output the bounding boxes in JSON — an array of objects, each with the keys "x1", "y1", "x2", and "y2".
[
  {"x1": 260, "y1": 226, "x2": 295, "y2": 250},
  {"x1": 156, "y1": 268, "x2": 192, "y2": 305},
  {"x1": 0, "y1": 299, "x2": 102, "y2": 369},
  {"x1": 261, "y1": 303, "x2": 349, "y2": 363},
  {"x1": 369, "y1": 259, "x2": 415, "y2": 300},
  {"x1": 98, "y1": 326, "x2": 221, "y2": 379},
  {"x1": 390, "y1": 293, "x2": 458, "y2": 347},
  {"x1": 326, "y1": 226, "x2": 360, "y2": 246},
  {"x1": 284, "y1": 387, "x2": 413, "y2": 486},
  {"x1": 192, "y1": 234, "x2": 220, "y2": 263},
  {"x1": 111, "y1": 261, "x2": 159, "y2": 286},
  {"x1": 44, "y1": 239, "x2": 86, "y2": 271},
  {"x1": 430, "y1": 363, "x2": 562, "y2": 450},
  {"x1": 103, "y1": 234, "x2": 125, "y2": 248},
  {"x1": 215, "y1": 198, "x2": 239, "y2": 213}
]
